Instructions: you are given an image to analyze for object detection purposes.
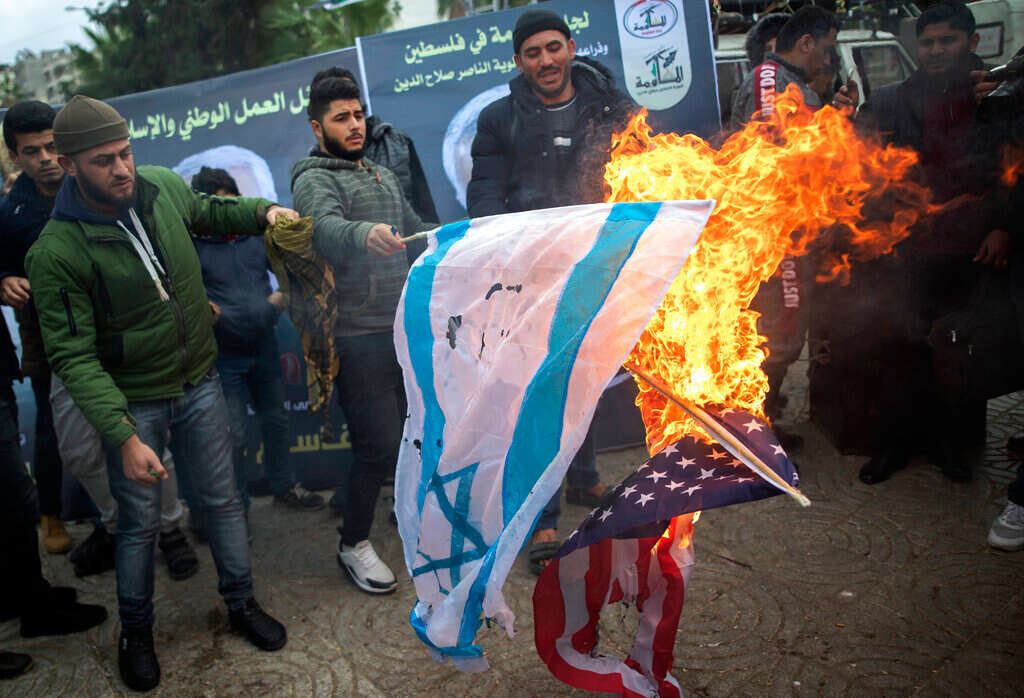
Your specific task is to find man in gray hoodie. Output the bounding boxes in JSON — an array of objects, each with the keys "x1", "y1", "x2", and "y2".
[{"x1": 290, "y1": 76, "x2": 432, "y2": 595}]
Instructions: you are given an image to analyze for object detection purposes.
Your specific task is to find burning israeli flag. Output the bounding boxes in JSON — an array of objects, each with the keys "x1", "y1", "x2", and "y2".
[{"x1": 393, "y1": 201, "x2": 714, "y2": 668}]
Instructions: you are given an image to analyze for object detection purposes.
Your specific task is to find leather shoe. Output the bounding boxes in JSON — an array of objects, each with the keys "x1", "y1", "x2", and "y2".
[
  {"x1": 0, "y1": 651, "x2": 32, "y2": 679},
  {"x1": 158, "y1": 527, "x2": 199, "y2": 581},
  {"x1": 119, "y1": 630, "x2": 160, "y2": 692},
  {"x1": 21, "y1": 598, "x2": 107, "y2": 638},
  {"x1": 1008, "y1": 433, "x2": 1024, "y2": 455},
  {"x1": 859, "y1": 448, "x2": 909, "y2": 485},
  {"x1": 229, "y1": 599, "x2": 287, "y2": 651},
  {"x1": 936, "y1": 451, "x2": 973, "y2": 483},
  {"x1": 69, "y1": 525, "x2": 115, "y2": 578},
  {"x1": 0, "y1": 584, "x2": 76, "y2": 622}
]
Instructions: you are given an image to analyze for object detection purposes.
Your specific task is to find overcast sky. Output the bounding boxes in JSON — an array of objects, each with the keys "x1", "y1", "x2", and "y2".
[
  {"x1": 0, "y1": 1, "x2": 101, "y2": 65},
  {"x1": 0, "y1": 1, "x2": 439, "y2": 66}
]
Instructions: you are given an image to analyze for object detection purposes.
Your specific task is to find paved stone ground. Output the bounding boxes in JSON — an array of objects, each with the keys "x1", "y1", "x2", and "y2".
[{"x1": 2, "y1": 362, "x2": 1023, "y2": 696}]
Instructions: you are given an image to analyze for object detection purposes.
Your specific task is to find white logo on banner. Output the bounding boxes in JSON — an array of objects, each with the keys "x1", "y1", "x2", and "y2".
[{"x1": 616, "y1": 0, "x2": 691, "y2": 110}]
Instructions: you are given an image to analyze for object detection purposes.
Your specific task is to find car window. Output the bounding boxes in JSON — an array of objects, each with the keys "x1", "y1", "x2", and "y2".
[
  {"x1": 715, "y1": 59, "x2": 750, "y2": 124},
  {"x1": 851, "y1": 45, "x2": 912, "y2": 99}
]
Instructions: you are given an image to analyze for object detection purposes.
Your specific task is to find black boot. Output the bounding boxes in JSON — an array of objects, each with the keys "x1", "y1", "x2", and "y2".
[
  {"x1": 228, "y1": 599, "x2": 287, "y2": 651},
  {"x1": 0, "y1": 584, "x2": 76, "y2": 622},
  {"x1": 1008, "y1": 433, "x2": 1024, "y2": 456},
  {"x1": 69, "y1": 525, "x2": 115, "y2": 577},
  {"x1": 20, "y1": 597, "x2": 107, "y2": 638},
  {"x1": 859, "y1": 447, "x2": 910, "y2": 485},
  {"x1": 158, "y1": 527, "x2": 199, "y2": 581},
  {"x1": 118, "y1": 629, "x2": 160, "y2": 692},
  {"x1": 0, "y1": 652, "x2": 32, "y2": 679},
  {"x1": 934, "y1": 441, "x2": 972, "y2": 483}
]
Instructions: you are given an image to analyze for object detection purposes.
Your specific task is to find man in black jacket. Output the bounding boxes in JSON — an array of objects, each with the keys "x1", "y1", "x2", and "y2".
[
  {"x1": 855, "y1": 1, "x2": 1014, "y2": 484},
  {"x1": 466, "y1": 9, "x2": 637, "y2": 574},
  {"x1": 467, "y1": 8, "x2": 637, "y2": 217},
  {"x1": 190, "y1": 167, "x2": 324, "y2": 516},
  {"x1": 0, "y1": 308, "x2": 108, "y2": 679},
  {"x1": 0, "y1": 101, "x2": 71, "y2": 555}
]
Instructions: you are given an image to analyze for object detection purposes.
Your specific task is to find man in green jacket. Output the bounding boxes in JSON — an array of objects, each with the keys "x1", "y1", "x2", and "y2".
[{"x1": 25, "y1": 95, "x2": 296, "y2": 693}]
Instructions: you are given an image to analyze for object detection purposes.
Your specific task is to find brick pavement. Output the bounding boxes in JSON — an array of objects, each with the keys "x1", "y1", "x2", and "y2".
[{"x1": 2, "y1": 373, "x2": 1022, "y2": 696}]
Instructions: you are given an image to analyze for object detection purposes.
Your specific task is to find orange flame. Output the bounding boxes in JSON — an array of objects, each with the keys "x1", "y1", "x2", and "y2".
[
  {"x1": 1002, "y1": 144, "x2": 1024, "y2": 187},
  {"x1": 609, "y1": 86, "x2": 934, "y2": 454}
]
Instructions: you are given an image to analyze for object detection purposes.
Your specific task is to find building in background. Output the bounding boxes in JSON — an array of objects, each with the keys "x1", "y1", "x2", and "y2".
[{"x1": 13, "y1": 48, "x2": 80, "y2": 103}]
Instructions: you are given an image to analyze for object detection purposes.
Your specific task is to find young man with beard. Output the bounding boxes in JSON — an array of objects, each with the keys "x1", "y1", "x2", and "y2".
[
  {"x1": 291, "y1": 77, "x2": 431, "y2": 595},
  {"x1": 308, "y1": 67, "x2": 438, "y2": 264},
  {"x1": 25, "y1": 95, "x2": 295, "y2": 692},
  {"x1": 466, "y1": 8, "x2": 638, "y2": 574},
  {"x1": 1, "y1": 101, "x2": 199, "y2": 580},
  {"x1": 855, "y1": 1, "x2": 1014, "y2": 485}
]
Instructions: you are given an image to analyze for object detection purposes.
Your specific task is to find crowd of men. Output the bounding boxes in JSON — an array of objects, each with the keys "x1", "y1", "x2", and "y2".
[{"x1": 0, "y1": 2, "x2": 1022, "y2": 691}]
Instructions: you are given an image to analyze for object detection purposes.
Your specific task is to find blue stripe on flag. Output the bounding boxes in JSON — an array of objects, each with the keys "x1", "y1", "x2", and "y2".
[
  {"x1": 411, "y1": 608, "x2": 483, "y2": 659},
  {"x1": 453, "y1": 202, "x2": 662, "y2": 654},
  {"x1": 404, "y1": 220, "x2": 472, "y2": 516},
  {"x1": 500, "y1": 202, "x2": 662, "y2": 521}
]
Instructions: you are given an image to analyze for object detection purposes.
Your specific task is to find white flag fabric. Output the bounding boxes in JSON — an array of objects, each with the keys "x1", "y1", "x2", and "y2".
[{"x1": 393, "y1": 201, "x2": 714, "y2": 669}]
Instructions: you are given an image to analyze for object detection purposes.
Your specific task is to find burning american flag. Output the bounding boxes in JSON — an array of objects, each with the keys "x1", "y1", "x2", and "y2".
[{"x1": 394, "y1": 85, "x2": 945, "y2": 694}]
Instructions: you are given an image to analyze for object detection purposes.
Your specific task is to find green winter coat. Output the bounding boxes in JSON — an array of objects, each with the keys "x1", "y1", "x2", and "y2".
[{"x1": 26, "y1": 165, "x2": 273, "y2": 447}]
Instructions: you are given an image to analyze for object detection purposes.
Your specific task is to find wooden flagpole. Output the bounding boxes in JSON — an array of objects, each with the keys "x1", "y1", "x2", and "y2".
[
  {"x1": 399, "y1": 231, "x2": 429, "y2": 244},
  {"x1": 627, "y1": 365, "x2": 811, "y2": 508}
]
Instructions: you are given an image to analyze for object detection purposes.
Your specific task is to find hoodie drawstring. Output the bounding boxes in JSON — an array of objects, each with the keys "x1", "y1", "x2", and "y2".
[{"x1": 117, "y1": 208, "x2": 169, "y2": 302}]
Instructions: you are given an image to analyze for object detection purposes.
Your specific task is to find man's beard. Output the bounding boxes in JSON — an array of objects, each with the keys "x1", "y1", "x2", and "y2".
[
  {"x1": 76, "y1": 170, "x2": 135, "y2": 210},
  {"x1": 526, "y1": 66, "x2": 571, "y2": 100},
  {"x1": 323, "y1": 130, "x2": 364, "y2": 162},
  {"x1": 924, "y1": 52, "x2": 972, "y2": 86}
]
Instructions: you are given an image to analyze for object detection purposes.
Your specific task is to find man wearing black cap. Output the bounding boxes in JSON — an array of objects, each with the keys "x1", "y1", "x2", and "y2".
[
  {"x1": 467, "y1": 8, "x2": 637, "y2": 216},
  {"x1": 25, "y1": 95, "x2": 297, "y2": 692},
  {"x1": 467, "y1": 8, "x2": 637, "y2": 574}
]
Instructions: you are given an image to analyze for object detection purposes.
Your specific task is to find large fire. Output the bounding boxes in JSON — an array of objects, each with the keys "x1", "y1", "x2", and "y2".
[{"x1": 609, "y1": 85, "x2": 934, "y2": 454}]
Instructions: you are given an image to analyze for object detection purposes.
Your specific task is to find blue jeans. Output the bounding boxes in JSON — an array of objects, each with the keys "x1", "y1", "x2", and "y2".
[
  {"x1": 537, "y1": 422, "x2": 599, "y2": 532},
  {"x1": 217, "y1": 336, "x2": 293, "y2": 504},
  {"x1": 106, "y1": 373, "x2": 253, "y2": 632},
  {"x1": 333, "y1": 332, "x2": 406, "y2": 547}
]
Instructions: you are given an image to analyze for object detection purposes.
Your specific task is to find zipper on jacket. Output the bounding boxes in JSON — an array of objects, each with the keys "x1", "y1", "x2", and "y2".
[
  {"x1": 146, "y1": 218, "x2": 191, "y2": 378},
  {"x1": 94, "y1": 268, "x2": 115, "y2": 322},
  {"x1": 59, "y1": 288, "x2": 78, "y2": 336}
]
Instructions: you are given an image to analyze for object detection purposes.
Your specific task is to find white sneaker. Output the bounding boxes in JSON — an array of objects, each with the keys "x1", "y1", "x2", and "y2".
[
  {"x1": 988, "y1": 502, "x2": 1024, "y2": 551},
  {"x1": 337, "y1": 539, "x2": 398, "y2": 594}
]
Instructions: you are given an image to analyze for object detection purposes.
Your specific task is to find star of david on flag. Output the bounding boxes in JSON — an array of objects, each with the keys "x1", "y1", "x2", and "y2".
[
  {"x1": 534, "y1": 407, "x2": 799, "y2": 696},
  {"x1": 392, "y1": 201, "x2": 715, "y2": 669}
]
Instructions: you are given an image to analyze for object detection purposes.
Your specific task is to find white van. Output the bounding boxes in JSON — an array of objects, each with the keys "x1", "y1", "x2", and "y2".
[{"x1": 715, "y1": 29, "x2": 918, "y2": 123}]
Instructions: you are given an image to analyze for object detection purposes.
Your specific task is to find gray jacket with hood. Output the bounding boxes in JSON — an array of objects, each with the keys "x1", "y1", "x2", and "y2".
[{"x1": 290, "y1": 151, "x2": 431, "y2": 336}]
